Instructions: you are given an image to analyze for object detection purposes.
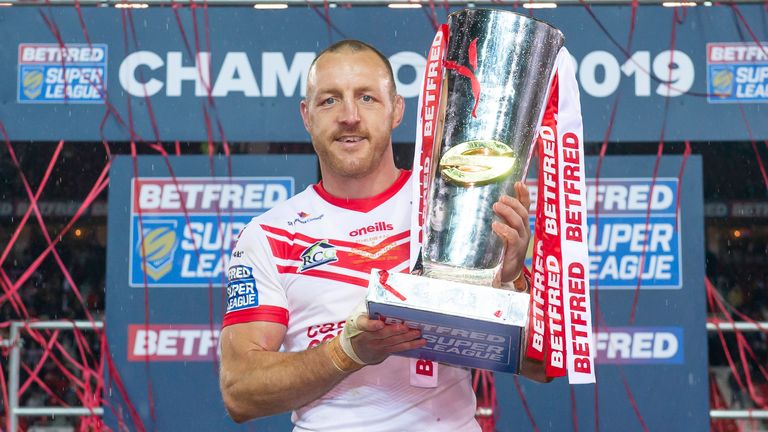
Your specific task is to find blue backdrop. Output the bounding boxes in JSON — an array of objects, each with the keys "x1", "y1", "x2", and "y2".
[
  {"x1": 2, "y1": 5, "x2": 767, "y2": 143},
  {"x1": 106, "y1": 154, "x2": 706, "y2": 431}
]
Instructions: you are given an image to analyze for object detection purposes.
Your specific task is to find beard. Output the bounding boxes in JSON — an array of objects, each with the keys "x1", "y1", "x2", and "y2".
[{"x1": 313, "y1": 130, "x2": 391, "y2": 179}]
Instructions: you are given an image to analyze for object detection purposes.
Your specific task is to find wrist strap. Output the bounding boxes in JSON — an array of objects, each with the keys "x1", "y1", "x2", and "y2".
[
  {"x1": 502, "y1": 268, "x2": 529, "y2": 292},
  {"x1": 513, "y1": 268, "x2": 529, "y2": 292}
]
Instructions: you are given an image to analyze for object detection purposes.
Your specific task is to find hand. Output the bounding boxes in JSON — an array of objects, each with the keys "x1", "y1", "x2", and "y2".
[
  {"x1": 492, "y1": 182, "x2": 532, "y2": 288},
  {"x1": 348, "y1": 315, "x2": 426, "y2": 365}
]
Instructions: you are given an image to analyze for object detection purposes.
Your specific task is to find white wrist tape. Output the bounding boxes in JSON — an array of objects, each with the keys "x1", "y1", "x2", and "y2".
[{"x1": 340, "y1": 301, "x2": 368, "y2": 365}]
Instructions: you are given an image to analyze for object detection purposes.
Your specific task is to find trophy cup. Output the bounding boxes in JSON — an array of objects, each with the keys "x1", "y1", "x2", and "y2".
[{"x1": 366, "y1": 9, "x2": 565, "y2": 373}]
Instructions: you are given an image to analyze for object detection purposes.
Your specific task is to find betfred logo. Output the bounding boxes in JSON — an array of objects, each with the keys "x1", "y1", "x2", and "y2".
[
  {"x1": 133, "y1": 177, "x2": 292, "y2": 214},
  {"x1": 128, "y1": 324, "x2": 220, "y2": 361},
  {"x1": 708, "y1": 43, "x2": 768, "y2": 63},
  {"x1": 20, "y1": 44, "x2": 107, "y2": 63},
  {"x1": 349, "y1": 221, "x2": 394, "y2": 237},
  {"x1": 595, "y1": 327, "x2": 683, "y2": 365}
]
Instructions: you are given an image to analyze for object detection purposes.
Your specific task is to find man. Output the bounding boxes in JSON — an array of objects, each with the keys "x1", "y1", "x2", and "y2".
[{"x1": 219, "y1": 40, "x2": 541, "y2": 431}]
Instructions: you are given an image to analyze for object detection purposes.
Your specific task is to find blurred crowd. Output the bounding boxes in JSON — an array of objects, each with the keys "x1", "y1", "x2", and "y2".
[{"x1": 1, "y1": 232, "x2": 106, "y2": 323}]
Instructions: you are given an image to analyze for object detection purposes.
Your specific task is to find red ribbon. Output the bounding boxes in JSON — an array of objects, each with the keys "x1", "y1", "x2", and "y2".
[
  {"x1": 378, "y1": 270, "x2": 407, "y2": 302},
  {"x1": 444, "y1": 38, "x2": 482, "y2": 118}
]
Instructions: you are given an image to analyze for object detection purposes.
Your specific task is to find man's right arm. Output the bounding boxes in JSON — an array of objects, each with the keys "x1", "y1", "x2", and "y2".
[{"x1": 219, "y1": 316, "x2": 425, "y2": 423}]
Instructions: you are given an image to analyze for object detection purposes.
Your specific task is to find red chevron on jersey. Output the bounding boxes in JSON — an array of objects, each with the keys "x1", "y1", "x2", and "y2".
[
  {"x1": 261, "y1": 224, "x2": 410, "y2": 275},
  {"x1": 275, "y1": 265, "x2": 371, "y2": 287}
]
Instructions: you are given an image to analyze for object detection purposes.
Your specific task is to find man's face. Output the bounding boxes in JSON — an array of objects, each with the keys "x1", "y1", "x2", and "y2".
[{"x1": 300, "y1": 49, "x2": 404, "y2": 179}]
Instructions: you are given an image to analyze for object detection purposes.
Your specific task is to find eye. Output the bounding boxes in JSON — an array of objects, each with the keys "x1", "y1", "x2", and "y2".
[
  {"x1": 361, "y1": 95, "x2": 374, "y2": 103},
  {"x1": 321, "y1": 97, "x2": 336, "y2": 106}
]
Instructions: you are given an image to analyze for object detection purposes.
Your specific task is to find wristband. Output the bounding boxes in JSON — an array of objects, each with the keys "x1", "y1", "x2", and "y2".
[{"x1": 502, "y1": 268, "x2": 529, "y2": 292}]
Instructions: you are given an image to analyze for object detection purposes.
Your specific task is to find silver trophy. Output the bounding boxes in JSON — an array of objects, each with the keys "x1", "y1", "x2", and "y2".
[
  {"x1": 423, "y1": 9, "x2": 564, "y2": 285},
  {"x1": 367, "y1": 9, "x2": 565, "y2": 373}
]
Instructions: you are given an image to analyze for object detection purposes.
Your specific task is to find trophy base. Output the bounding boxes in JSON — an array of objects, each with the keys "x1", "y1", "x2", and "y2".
[
  {"x1": 365, "y1": 269, "x2": 530, "y2": 373},
  {"x1": 421, "y1": 261, "x2": 500, "y2": 287}
]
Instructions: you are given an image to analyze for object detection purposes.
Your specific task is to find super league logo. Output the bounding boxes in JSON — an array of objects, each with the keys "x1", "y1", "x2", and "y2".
[{"x1": 444, "y1": 38, "x2": 482, "y2": 118}]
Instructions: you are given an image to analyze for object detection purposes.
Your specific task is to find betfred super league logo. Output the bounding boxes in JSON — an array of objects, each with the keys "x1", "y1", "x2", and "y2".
[{"x1": 137, "y1": 220, "x2": 179, "y2": 281}]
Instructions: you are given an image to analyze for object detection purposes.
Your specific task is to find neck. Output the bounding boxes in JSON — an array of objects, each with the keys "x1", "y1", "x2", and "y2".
[{"x1": 319, "y1": 161, "x2": 400, "y2": 200}]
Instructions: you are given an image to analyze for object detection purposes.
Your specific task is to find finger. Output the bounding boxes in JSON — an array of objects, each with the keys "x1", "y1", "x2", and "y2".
[
  {"x1": 493, "y1": 199, "x2": 527, "y2": 237},
  {"x1": 383, "y1": 337, "x2": 428, "y2": 354},
  {"x1": 498, "y1": 195, "x2": 531, "y2": 234},
  {"x1": 359, "y1": 320, "x2": 415, "y2": 342},
  {"x1": 492, "y1": 220, "x2": 522, "y2": 246},
  {"x1": 355, "y1": 314, "x2": 385, "y2": 332},
  {"x1": 515, "y1": 182, "x2": 531, "y2": 211},
  {"x1": 376, "y1": 328, "x2": 423, "y2": 348}
]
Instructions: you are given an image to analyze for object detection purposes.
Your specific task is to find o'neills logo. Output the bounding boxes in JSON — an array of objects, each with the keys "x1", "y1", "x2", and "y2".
[{"x1": 349, "y1": 221, "x2": 394, "y2": 237}]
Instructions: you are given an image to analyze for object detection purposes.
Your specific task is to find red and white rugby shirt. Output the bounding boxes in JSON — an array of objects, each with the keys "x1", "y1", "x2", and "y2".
[{"x1": 224, "y1": 170, "x2": 479, "y2": 432}]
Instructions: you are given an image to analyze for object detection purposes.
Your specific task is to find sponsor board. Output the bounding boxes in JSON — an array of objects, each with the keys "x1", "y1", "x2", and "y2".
[
  {"x1": 17, "y1": 43, "x2": 107, "y2": 103},
  {"x1": 129, "y1": 177, "x2": 293, "y2": 287},
  {"x1": 707, "y1": 42, "x2": 768, "y2": 103},
  {"x1": 595, "y1": 326, "x2": 684, "y2": 365},
  {"x1": 0, "y1": 200, "x2": 108, "y2": 218},
  {"x1": 528, "y1": 178, "x2": 682, "y2": 289},
  {"x1": 127, "y1": 324, "x2": 220, "y2": 361}
]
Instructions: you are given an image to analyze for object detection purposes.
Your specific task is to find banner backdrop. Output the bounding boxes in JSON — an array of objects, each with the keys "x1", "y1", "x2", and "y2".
[
  {"x1": 106, "y1": 155, "x2": 316, "y2": 431},
  {"x1": 106, "y1": 154, "x2": 706, "y2": 431},
  {"x1": 1, "y1": 5, "x2": 767, "y2": 143},
  {"x1": 500, "y1": 154, "x2": 707, "y2": 432}
]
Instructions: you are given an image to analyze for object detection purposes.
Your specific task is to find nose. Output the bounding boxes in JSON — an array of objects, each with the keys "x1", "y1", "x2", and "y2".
[{"x1": 337, "y1": 99, "x2": 360, "y2": 126}]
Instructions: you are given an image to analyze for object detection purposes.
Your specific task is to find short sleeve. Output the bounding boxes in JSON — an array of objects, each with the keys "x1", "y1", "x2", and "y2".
[{"x1": 222, "y1": 220, "x2": 289, "y2": 329}]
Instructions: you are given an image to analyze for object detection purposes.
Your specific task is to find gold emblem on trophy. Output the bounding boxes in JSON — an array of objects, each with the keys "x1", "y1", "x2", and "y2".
[{"x1": 439, "y1": 140, "x2": 516, "y2": 187}]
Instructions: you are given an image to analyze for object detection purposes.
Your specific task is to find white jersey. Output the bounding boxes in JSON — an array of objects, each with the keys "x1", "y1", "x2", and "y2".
[{"x1": 224, "y1": 170, "x2": 480, "y2": 432}]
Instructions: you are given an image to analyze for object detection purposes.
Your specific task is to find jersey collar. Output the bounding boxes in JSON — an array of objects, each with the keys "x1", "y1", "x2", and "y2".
[{"x1": 313, "y1": 169, "x2": 411, "y2": 213}]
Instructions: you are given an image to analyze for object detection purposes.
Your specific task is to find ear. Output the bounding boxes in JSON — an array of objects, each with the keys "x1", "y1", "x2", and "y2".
[
  {"x1": 391, "y1": 94, "x2": 405, "y2": 129},
  {"x1": 299, "y1": 99, "x2": 311, "y2": 132}
]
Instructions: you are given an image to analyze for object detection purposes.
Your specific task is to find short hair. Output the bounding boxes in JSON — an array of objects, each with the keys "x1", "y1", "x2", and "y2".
[{"x1": 308, "y1": 39, "x2": 397, "y2": 96}]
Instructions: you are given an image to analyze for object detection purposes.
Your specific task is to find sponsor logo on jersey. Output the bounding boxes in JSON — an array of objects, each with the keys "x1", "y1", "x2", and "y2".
[
  {"x1": 527, "y1": 178, "x2": 682, "y2": 289},
  {"x1": 299, "y1": 240, "x2": 338, "y2": 272},
  {"x1": 226, "y1": 265, "x2": 258, "y2": 312},
  {"x1": 128, "y1": 324, "x2": 220, "y2": 361},
  {"x1": 287, "y1": 211, "x2": 324, "y2": 226},
  {"x1": 707, "y1": 42, "x2": 768, "y2": 103},
  {"x1": 595, "y1": 327, "x2": 683, "y2": 364},
  {"x1": 349, "y1": 221, "x2": 394, "y2": 237},
  {"x1": 18, "y1": 43, "x2": 107, "y2": 103},
  {"x1": 129, "y1": 177, "x2": 293, "y2": 287}
]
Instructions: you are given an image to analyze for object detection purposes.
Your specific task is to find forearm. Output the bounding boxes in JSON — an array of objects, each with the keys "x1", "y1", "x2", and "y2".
[{"x1": 220, "y1": 338, "x2": 358, "y2": 422}]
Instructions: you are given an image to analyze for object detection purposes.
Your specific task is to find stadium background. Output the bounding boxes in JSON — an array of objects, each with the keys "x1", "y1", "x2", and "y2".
[{"x1": 0, "y1": 1, "x2": 767, "y2": 431}]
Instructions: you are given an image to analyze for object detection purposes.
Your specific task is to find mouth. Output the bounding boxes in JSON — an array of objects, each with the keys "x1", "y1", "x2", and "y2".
[{"x1": 334, "y1": 135, "x2": 367, "y2": 145}]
